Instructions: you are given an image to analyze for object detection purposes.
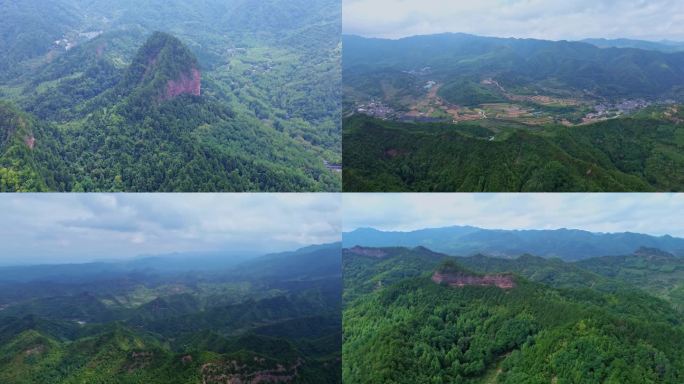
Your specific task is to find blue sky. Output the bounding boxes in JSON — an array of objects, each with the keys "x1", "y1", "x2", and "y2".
[
  {"x1": 343, "y1": 193, "x2": 684, "y2": 237},
  {"x1": 0, "y1": 194, "x2": 341, "y2": 265},
  {"x1": 343, "y1": 0, "x2": 684, "y2": 41}
]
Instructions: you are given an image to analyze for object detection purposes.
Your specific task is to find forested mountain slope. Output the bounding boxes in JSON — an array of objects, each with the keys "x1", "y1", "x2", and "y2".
[
  {"x1": 0, "y1": 243, "x2": 342, "y2": 383},
  {"x1": 343, "y1": 112, "x2": 684, "y2": 192},
  {"x1": 0, "y1": 0, "x2": 341, "y2": 191},
  {"x1": 344, "y1": 33, "x2": 684, "y2": 103},
  {"x1": 342, "y1": 33, "x2": 684, "y2": 192},
  {"x1": 343, "y1": 245, "x2": 684, "y2": 383}
]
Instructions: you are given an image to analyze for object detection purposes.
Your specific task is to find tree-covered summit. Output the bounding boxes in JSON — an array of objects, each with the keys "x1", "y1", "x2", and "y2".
[{"x1": 0, "y1": 0, "x2": 341, "y2": 192}]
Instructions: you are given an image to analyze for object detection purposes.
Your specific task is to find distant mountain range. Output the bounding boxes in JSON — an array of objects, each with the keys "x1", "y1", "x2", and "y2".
[
  {"x1": 342, "y1": 32, "x2": 684, "y2": 193},
  {"x1": 581, "y1": 38, "x2": 684, "y2": 53},
  {"x1": 0, "y1": 242, "x2": 341, "y2": 283},
  {"x1": 0, "y1": 242, "x2": 342, "y2": 383},
  {"x1": 344, "y1": 32, "x2": 684, "y2": 102},
  {"x1": 343, "y1": 226, "x2": 684, "y2": 260}
]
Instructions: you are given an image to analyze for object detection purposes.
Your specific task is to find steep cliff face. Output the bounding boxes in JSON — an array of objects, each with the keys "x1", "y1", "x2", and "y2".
[
  {"x1": 162, "y1": 67, "x2": 201, "y2": 100},
  {"x1": 432, "y1": 271, "x2": 515, "y2": 289},
  {"x1": 24, "y1": 136, "x2": 35, "y2": 150},
  {"x1": 432, "y1": 260, "x2": 516, "y2": 289},
  {"x1": 0, "y1": 106, "x2": 34, "y2": 151},
  {"x1": 347, "y1": 246, "x2": 388, "y2": 258},
  {"x1": 0, "y1": 103, "x2": 53, "y2": 191},
  {"x1": 200, "y1": 357, "x2": 302, "y2": 384}
]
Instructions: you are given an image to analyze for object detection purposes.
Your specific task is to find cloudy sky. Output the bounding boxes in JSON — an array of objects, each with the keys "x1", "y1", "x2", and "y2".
[
  {"x1": 0, "y1": 194, "x2": 341, "y2": 266},
  {"x1": 344, "y1": 0, "x2": 684, "y2": 41},
  {"x1": 343, "y1": 193, "x2": 684, "y2": 237}
]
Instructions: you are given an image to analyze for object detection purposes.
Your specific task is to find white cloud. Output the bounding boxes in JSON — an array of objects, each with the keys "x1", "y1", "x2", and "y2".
[
  {"x1": 0, "y1": 194, "x2": 341, "y2": 265},
  {"x1": 343, "y1": 0, "x2": 684, "y2": 41},
  {"x1": 343, "y1": 193, "x2": 684, "y2": 237}
]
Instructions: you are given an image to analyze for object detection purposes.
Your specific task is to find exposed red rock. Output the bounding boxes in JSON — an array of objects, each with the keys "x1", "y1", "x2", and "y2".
[
  {"x1": 96, "y1": 43, "x2": 106, "y2": 58},
  {"x1": 200, "y1": 358, "x2": 302, "y2": 384},
  {"x1": 181, "y1": 355, "x2": 193, "y2": 364},
  {"x1": 127, "y1": 351, "x2": 154, "y2": 372},
  {"x1": 24, "y1": 345, "x2": 46, "y2": 356},
  {"x1": 347, "y1": 246, "x2": 388, "y2": 258},
  {"x1": 163, "y1": 67, "x2": 201, "y2": 101},
  {"x1": 25, "y1": 135, "x2": 35, "y2": 150},
  {"x1": 385, "y1": 148, "x2": 400, "y2": 158},
  {"x1": 432, "y1": 271, "x2": 515, "y2": 289}
]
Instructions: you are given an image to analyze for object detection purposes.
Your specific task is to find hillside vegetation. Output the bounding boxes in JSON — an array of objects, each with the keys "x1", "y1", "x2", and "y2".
[
  {"x1": 343, "y1": 246, "x2": 684, "y2": 383},
  {"x1": 0, "y1": 244, "x2": 342, "y2": 383},
  {"x1": 343, "y1": 113, "x2": 684, "y2": 192},
  {"x1": 0, "y1": 0, "x2": 341, "y2": 191}
]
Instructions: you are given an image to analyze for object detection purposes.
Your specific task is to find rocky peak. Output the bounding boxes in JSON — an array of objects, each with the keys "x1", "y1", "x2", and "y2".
[
  {"x1": 123, "y1": 32, "x2": 201, "y2": 102},
  {"x1": 163, "y1": 67, "x2": 200, "y2": 100}
]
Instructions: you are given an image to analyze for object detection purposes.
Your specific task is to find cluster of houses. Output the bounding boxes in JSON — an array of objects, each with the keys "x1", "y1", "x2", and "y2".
[
  {"x1": 583, "y1": 99, "x2": 652, "y2": 122},
  {"x1": 53, "y1": 30, "x2": 103, "y2": 51},
  {"x1": 356, "y1": 101, "x2": 395, "y2": 119}
]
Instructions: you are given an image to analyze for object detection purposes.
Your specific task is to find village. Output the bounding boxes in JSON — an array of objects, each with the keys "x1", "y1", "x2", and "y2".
[
  {"x1": 354, "y1": 78, "x2": 663, "y2": 127},
  {"x1": 581, "y1": 99, "x2": 653, "y2": 124},
  {"x1": 53, "y1": 30, "x2": 103, "y2": 51}
]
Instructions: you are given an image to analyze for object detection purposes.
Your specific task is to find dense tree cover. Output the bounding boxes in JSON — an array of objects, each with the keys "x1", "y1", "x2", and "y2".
[
  {"x1": 343, "y1": 113, "x2": 684, "y2": 192},
  {"x1": 343, "y1": 226, "x2": 684, "y2": 260},
  {"x1": 577, "y1": 248, "x2": 684, "y2": 312},
  {"x1": 343, "y1": 33, "x2": 684, "y2": 193},
  {"x1": 0, "y1": 1, "x2": 81, "y2": 80},
  {"x1": 342, "y1": 246, "x2": 449, "y2": 303},
  {"x1": 0, "y1": 0, "x2": 341, "y2": 191},
  {"x1": 0, "y1": 244, "x2": 342, "y2": 383},
  {"x1": 343, "y1": 33, "x2": 684, "y2": 104},
  {"x1": 0, "y1": 32, "x2": 339, "y2": 191},
  {"x1": 343, "y1": 246, "x2": 684, "y2": 383},
  {"x1": 0, "y1": 102, "x2": 62, "y2": 192}
]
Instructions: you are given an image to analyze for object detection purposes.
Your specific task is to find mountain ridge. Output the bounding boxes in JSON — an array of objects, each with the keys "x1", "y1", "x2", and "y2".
[{"x1": 343, "y1": 226, "x2": 684, "y2": 260}]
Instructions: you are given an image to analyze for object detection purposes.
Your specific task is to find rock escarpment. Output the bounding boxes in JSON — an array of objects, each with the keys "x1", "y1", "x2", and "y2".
[
  {"x1": 432, "y1": 271, "x2": 515, "y2": 289},
  {"x1": 163, "y1": 67, "x2": 200, "y2": 100},
  {"x1": 433, "y1": 260, "x2": 516, "y2": 289},
  {"x1": 347, "y1": 246, "x2": 388, "y2": 258},
  {"x1": 200, "y1": 357, "x2": 302, "y2": 384}
]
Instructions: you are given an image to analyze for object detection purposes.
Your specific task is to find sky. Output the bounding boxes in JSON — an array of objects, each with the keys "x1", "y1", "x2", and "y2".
[
  {"x1": 0, "y1": 194, "x2": 341, "y2": 266},
  {"x1": 343, "y1": 193, "x2": 684, "y2": 237},
  {"x1": 343, "y1": 0, "x2": 684, "y2": 41}
]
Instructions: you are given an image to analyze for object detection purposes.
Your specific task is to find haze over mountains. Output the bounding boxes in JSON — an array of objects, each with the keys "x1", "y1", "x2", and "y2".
[
  {"x1": 343, "y1": 225, "x2": 684, "y2": 260},
  {"x1": 343, "y1": 31, "x2": 684, "y2": 192},
  {"x1": 0, "y1": 243, "x2": 342, "y2": 383},
  {"x1": 344, "y1": 32, "x2": 684, "y2": 107},
  {"x1": 581, "y1": 38, "x2": 684, "y2": 53}
]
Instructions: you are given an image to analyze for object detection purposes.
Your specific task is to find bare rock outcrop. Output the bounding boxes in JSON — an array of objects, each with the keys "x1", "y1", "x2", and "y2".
[{"x1": 432, "y1": 271, "x2": 515, "y2": 289}]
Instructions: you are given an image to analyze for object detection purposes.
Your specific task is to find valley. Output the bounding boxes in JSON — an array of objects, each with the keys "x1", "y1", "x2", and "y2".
[
  {"x1": 0, "y1": 244, "x2": 342, "y2": 384},
  {"x1": 0, "y1": 0, "x2": 342, "y2": 192},
  {"x1": 342, "y1": 33, "x2": 684, "y2": 192},
  {"x1": 351, "y1": 76, "x2": 660, "y2": 127}
]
